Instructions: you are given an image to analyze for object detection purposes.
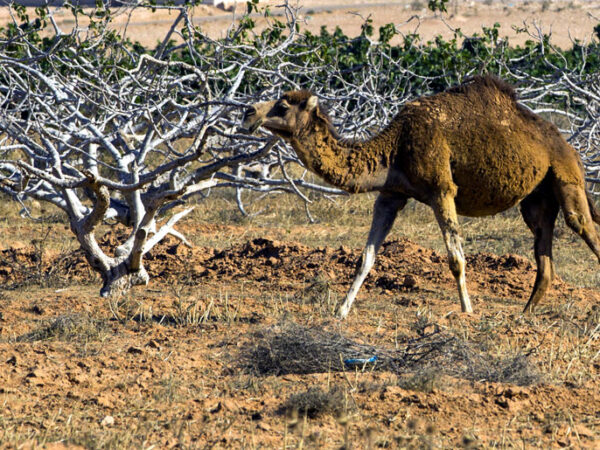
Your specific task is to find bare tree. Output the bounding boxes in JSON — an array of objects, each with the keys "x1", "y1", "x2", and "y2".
[{"x1": 0, "y1": 1, "x2": 291, "y2": 296}]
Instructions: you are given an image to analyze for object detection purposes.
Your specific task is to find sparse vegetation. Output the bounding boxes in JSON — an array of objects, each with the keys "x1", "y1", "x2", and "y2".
[
  {"x1": 279, "y1": 386, "x2": 346, "y2": 418},
  {"x1": 0, "y1": 0, "x2": 599, "y2": 447},
  {"x1": 17, "y1": 313, "x2": 110, "y2": 343}
]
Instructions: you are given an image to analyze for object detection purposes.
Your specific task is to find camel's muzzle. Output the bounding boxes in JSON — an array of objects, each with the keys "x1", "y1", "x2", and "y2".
[{"x1": 240, "y1": 106, "x2": 262, "y2": 134}]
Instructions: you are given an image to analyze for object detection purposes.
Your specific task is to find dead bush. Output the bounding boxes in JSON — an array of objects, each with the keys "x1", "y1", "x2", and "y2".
[{"x1": 236, "y1": 321, "x2": 543, "y2": 386}]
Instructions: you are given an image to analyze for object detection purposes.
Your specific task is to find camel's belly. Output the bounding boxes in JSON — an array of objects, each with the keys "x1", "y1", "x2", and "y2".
[{"x1": 452, "y1": 148, "x2": 550, "y2": 217}]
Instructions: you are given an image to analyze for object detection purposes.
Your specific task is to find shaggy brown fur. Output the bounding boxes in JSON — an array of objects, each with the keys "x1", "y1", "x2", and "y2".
[{"x1": 242, "y1": 75, "x2": 600, "y2": 316}]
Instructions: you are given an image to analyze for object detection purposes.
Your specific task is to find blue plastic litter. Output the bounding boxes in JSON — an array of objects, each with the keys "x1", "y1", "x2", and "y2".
[{"x1": 343, "y1": 355, "x2": 378, "y2": 366}]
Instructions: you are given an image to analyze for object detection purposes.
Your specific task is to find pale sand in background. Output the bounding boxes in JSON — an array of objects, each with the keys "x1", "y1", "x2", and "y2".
[{"x1": 0, "y1": 1, "x2": 599, "y2": 48}]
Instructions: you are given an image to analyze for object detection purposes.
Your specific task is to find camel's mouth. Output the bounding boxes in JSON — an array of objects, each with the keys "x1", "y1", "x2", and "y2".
[
  {"x1": 241, "y1": 119, "x2": 294, "y2": 140},
  {"x1": 240, "y1": 118, "x2": 263, "y2": 134},
  {"x1": 263, "y1": 124, "x2": 294, "y2": 140}
]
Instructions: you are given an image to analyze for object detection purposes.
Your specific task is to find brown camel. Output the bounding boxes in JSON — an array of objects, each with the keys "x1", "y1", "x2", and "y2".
[{"x1": 241, "y1": 75, "x2": 600, "y2": 318}]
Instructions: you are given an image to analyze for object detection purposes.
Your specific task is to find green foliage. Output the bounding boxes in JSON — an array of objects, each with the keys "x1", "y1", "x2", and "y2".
[
  {"x1": 428, "y1": 0, "x2": 449, "y2": 13},
  {"x1": 1, "y1": 3, "x2": 599, "y2": 115}
]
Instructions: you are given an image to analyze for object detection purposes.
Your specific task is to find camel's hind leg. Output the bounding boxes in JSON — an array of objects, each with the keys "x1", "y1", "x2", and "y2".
[
  {"x1": 337, "y1": 193, "x2": 407, "y2": 319},
  {"x1": 520, "y1": 188, "x2": 560, "y2": 313},
  {"x1": 555, "y1": 181, "x2": 600, "y2": 263},
  {"x1": 431, "y1": 192, "x2": 473, "y2": 313}
]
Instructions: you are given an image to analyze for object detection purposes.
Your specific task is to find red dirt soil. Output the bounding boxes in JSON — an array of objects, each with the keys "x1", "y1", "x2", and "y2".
[{"x1": 0, "y1": 230, "x2": 599, "y2": 447}]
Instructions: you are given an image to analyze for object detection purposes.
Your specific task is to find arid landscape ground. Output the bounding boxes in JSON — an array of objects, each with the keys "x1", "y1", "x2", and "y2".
[{"x1": 1, "y1": 190, "x2": 600, "y2": 448}]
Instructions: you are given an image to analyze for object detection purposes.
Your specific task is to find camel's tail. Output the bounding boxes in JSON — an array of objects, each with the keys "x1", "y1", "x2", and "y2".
[{"x1": 586, "y1": 191, "x2": 600, "y2": 225}]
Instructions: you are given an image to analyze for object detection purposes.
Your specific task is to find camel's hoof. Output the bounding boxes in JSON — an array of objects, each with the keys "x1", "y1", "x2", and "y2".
[{"x1": 336, "y1": 308, "x2": 350, "y2": 320}]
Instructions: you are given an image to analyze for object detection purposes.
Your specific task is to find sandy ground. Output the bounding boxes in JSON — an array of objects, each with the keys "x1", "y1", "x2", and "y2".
[
  {"x1": 1, "y1": 0, "x2": 599, "y2": 48},
  {"x1": 1, "y1": 219, "x2": 599, "y2": 446}
]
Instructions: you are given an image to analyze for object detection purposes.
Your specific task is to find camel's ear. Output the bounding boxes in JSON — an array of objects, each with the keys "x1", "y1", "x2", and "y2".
[{"x1": 306, "y1": 95, "x2": 319, "y2": 112}]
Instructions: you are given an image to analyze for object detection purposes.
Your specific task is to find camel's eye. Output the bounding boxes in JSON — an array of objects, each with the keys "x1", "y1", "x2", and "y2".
[{"x1": 271, "y1": 100, "x2": 290, "y2": 116}]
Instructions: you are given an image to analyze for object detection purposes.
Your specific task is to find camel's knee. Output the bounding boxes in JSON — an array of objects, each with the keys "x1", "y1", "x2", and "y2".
[
  {"x1": 448, "y1": 253, "x2": 465, "y2": 278},
  {"x1": 564, "y1": 210, "x2": 586, "y2": 235},
  {"x1": 356, "y1": 246, "x2": 376, "y2": 273}
]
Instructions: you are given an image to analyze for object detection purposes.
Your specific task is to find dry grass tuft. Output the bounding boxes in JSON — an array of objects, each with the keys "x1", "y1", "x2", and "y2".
[
  {"x1": 295, "y1": 273, "x2": 333, "y2": 305},
  {"x1": 279, "y1": 386, "x2": 346, "y2": 418},
  {"x1": 438, "y1": 343, "x2": 543, "y2": 386},
  {"x1": 16, "y1": 313, "x2": 110, "y2": 343}
]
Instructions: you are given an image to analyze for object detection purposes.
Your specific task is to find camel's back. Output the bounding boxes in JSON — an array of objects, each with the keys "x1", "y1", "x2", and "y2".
[{"x1": 392, "y1": 76, "x2": 581, "y2": 216}]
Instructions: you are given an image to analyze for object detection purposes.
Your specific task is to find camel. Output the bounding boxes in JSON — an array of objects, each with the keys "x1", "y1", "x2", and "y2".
[{"x1": 241, "y1": 75, "x2": 600, "y2": 318}]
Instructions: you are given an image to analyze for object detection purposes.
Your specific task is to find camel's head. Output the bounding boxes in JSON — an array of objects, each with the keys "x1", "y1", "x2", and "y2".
[{"x1": 241, "y1": 90, "x2": 321, "y2": 140}]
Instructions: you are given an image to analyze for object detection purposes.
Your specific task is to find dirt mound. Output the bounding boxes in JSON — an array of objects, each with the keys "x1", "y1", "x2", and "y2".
[
  {"x1": 0, "y1": 233, "x2": 540, "y2": 300},
  {"x1": 0, "y1": 243, "x2": 88, "y2": 288},
  {"x1": 194, "y1": 237, "x2": 538, "y2": 298},
  {"x1": 0, "y1": 243, "x2": 39, "y2": 282}
]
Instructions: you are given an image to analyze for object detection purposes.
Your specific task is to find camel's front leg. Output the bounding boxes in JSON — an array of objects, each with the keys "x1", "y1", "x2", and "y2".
[
  {"x1": 337, "y1": 193, "x2": 407, "y2": 319},
  {"x1": 431, "y1": 193, "x2": 473, "y2": 313}
]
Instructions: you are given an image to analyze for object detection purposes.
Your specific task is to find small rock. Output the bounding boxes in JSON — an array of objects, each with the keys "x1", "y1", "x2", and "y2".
[
  {"x1": 338, "y1": 245, "x2": 350, "y2": 255},
  {"x1": 101, "y1": 415, "x2": 115, "y2": 427},
  {"x1": 403, "y1": 274, "x2": 418, "y2": 288},
  {"x1": 206, "y1": 401, "x2": 221, "y2": 413},
  {"x1": 6, "y1": 355, "x2": 17, "y2": 366},
  {"x1": 30, "y1": 304, "x2": 44, "y2": 315},
  {"x1": 96, "y1": 392, "x2": 115, "y2": 408},
  {"x1": 266, "y1": 256, "x2": 278, "y2": 266},
  {"x1": 146, "y1": 340, "x2": 161, "y2": 350},
  {"x1": 257, "y1": 422, "x2": 271, "y2": 431},
  {"x1": 127, "y1": 346, "x2": 143, "y2": 355},
  {"x1": 495, "y1": 397, "x2": 509, "y2": 409}
]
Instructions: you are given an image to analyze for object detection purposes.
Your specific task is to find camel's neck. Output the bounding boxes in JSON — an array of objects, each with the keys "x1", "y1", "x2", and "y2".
[{"x1": 289, "y1": 119, "x2": 397, "y2": 193}]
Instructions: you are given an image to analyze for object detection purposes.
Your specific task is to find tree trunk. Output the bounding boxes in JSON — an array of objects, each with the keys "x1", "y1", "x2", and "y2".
[{"x1": 99, "y1": 260, "x2": 149, "y2": 298}]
